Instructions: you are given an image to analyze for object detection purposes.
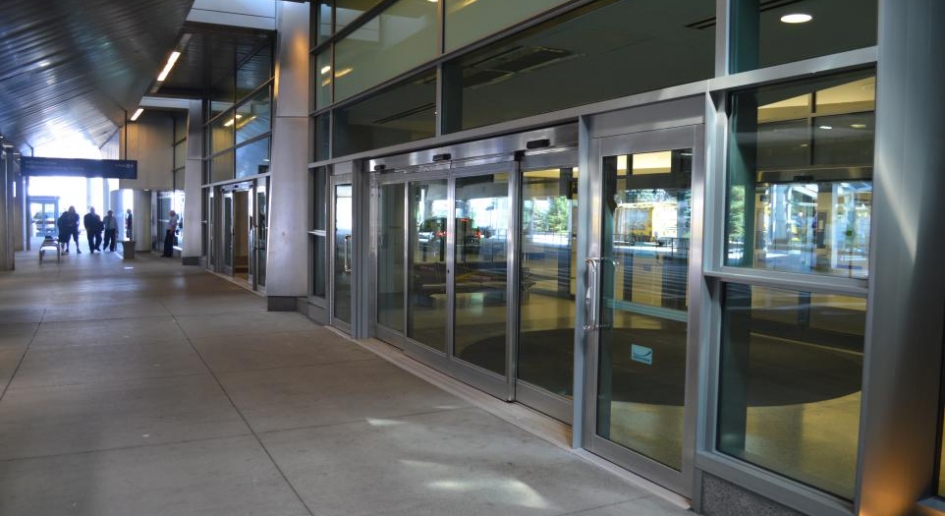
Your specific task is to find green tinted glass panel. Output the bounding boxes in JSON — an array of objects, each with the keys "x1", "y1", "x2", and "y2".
[
  {"x1": 442, "y1": 0, "x2": 715, "y2": 133},
  {"x1": 211, "y1": 151, "x2": 235, "y2": 184},
  {"x1": 730, "y1": 0, "x2": 877, "y2": 73},
  {"x1": 334, "y1": 0, "x2": 437, "y2": 101},
  {"x1": 315, "y1": 52, "x2": 332, "y2": 109},
  {"x1": 236, "y1": 86, "x2": 271, "y2": 144},
  {"x1": 336, "y1": 0, "x2": 383, "y2": 31},
  {"x1": 210, "y1": 112, "x2": 235, "y2": 155},
  {"x1": 725, "y1": 71, "x2": 875, "y2": 279},
  {"x1": 333, "y1": 71, "x2": 436, "y2": 157},
  {"x1": 444, "y1": 0, "x2": 570, "y2": 51},
  {"x1": 377, "y1": 183, "x2": 406, "y2": 333},
  {"x1": 718, "y1": 284, "x2": 865, "y2": 499}
]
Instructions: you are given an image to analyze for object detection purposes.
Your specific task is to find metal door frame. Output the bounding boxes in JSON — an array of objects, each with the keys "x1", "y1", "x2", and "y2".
[
  {"x1": 329, "y1": 173, "x2": 353, "y2": 334},
  {"x1": 581, "y1": 123, "x2": 706, "y2": 497},
  {"x1": 251, "y1": 177, "x2": 269, "y2": 292},
  {"x1": 221, "y1": 189, "x2": 234, "y2": 276}
]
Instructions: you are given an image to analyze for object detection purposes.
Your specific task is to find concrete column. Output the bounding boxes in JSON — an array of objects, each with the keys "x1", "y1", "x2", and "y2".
[
  {"x1": 133, "y1": 189, "x2": 152, "y2": 252},
  {"x1": 857, "y1": 2, "x2": 945, "y2": 515},
  {"x1": 266, "y1": 0, "x2": 310, "y2": 311},
  {"x1": 182, "y1": 100, "x2": 203, "y2": 265}
]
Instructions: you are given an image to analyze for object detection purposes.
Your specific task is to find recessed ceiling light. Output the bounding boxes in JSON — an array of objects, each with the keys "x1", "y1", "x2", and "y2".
[
  {"x1": 850, "y1": 123, "x2": 867, "y2": 129},
  {"x1": 320, "y1": 65, "x2": 331, "y2": 75},
  {"x1": 130, "y1": 108, "x2": 144, "y2": 121},
  {"x1": 781, "y1": 13, "x2": 812, "y2": 24}
]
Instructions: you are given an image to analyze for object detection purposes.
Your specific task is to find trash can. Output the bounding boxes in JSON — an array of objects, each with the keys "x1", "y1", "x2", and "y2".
[{"x1": 121, "y1": 240, "x2": 136, "y2": 260}]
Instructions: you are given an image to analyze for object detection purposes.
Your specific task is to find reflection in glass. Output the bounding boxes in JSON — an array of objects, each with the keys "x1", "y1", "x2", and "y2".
[
  {"x1": 519, "y1": 168, "x2": 578, "y2": 398},
  {"x1": 730, "y1": 0, "x2": 877, "y2": 73},
  {"x1": 236, "y1": 45, "x2": 271, "y2": 99},
  {"x1": 726, "y1": 71, "x2": 875, "y2": 279},
  {"x1": 335, "y1": 0, "x2": 383, "y2": 31},
  {"x1": 453, "y1": 173, "x2": 510, "y2": 376},
  {"x1": 334, "y1": 0, "x2": 437, "y2": 101},
  {"x1": 378, "y1": 183, "x2": 406, "y2": 333},
  {"x1": 210, "y1": 113, "x2": 235, "y2": 155},
  {"x1": 256, "y1": 184, "x2": 268, "y2": 287},
  {"x1": 224, "y1": 194, "x2": 233, "y2": 268},
  {"x1": 442, "y1": 0, "x2": 715, "y2": 133},
  {"x1": 314, "y1": 114, "x2": 331, "y2": 162},
  {"x1": 211, "y1": 151, "x2": 235, "y2": 184},
  {"x1": 236, "y1": 138, "x2": 270, "y2": 179},
  {"x1": 444, "y1": 0, "x2": 570, "y2": 51},
  {"x1": 314, "y1": 1, "x2": 332, "y2": 46},
  {"x1": 718, "y1": 284, "x2": 865, "y2": 499},
  {"x1": 333, "y1": 70, "x2": 436, "y2": 157},
  {"x1": 236, "y1": 87, "x2": 272, "y2": 144},
  {"x1": 408, "y1": 179, "x2": 449, "y2": 352},
  {"x1": 315, "y1": 52, "x2": 332, "y2": 109},
  {"x1": 596, "y1": 148, "x2": 692, "y2": 470},
  {"x1": 334, "y1": 184, "x2": 353, "y2": 324}
]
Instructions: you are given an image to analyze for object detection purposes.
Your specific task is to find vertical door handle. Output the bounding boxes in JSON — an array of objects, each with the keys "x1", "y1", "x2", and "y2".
[
  {"x1": 584, "y1": 257, "x2": 600, "y2": 331},
  {"x1": 344, "y1": 234, "x2": 353, "y2": 273}
]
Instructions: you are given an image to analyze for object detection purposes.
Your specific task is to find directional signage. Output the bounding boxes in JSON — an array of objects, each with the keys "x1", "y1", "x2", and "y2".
[{"x1": 20, "y1": 157, "x2": 138, "y2": 179}]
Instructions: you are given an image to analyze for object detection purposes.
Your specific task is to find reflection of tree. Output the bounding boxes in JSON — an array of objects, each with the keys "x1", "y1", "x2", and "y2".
[
  {"x1": 531, "y1": 197, "x2": 571, "y2": 233},
  {"x1": 728, "y1": 186, "x2": 746, "y2": 242}
]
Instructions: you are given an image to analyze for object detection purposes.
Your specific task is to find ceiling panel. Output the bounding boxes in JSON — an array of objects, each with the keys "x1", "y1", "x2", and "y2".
[{"x1": 0, "y1": 0, "x2": 196, "y2": 154}]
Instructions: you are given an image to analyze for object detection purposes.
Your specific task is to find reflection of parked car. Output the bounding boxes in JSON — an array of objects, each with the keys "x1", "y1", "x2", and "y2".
[{"x1": 418, "y1": 217, "x2": 481, "y2": 254}]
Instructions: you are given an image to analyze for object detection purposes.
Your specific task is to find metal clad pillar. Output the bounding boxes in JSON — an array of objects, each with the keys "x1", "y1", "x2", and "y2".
[
  {"x1": 858, "y1": 1, "x2": 945, "y2": 514},
  {"x1": 182, "y1": 99, "x2": 203, "y2": 265},
  {"x1": 266, "y1": 0, "x2": 311, "y2": 311}
]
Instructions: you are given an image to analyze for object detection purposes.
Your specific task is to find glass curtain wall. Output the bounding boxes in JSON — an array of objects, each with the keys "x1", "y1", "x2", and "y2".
[
  {"x1": 717, "y1": 70, "x2": 874, "y2": 500},
  {"x1": 205, "y1": 39, "x2": 273, "y2": 185}
]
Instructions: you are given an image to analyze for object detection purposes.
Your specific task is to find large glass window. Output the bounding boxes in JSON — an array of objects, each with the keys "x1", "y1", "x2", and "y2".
[
  {"x1": 209, "y1": 114, "x2": 235, "y2": 156},
  {"x1": 236, "y1": 87, "x2": 272, "y2": 144},
  {"x1": 726, "y1": 71, "x2": 875, "y2": 279},
  {"x1": 333, "y1": 70, "x2": 436, "y2": 157},
  {"x1": 235, "y1": 138, "x2": 270, "y2": 179},
  {"x1": 236, "y1": 46, "x2": 272, "y2": 99},
  {"x1": 313, "y1": 0, "x2": 332, "y2": 47},
  {"x1": 442, "y1": 0, "x2": 715, "y2": 133},
  {"x1": 730, "y1": 0, "x2": 878, "y2": 73},
  {"x1": 717, "y1": 283, "x2": 865, "y2": 499},
  {"x1": 336, "y1": 0, "x2": 384, "y2": 32},
  {"x1": 333, "y1": 0, "x2": 437, "y2": 101},
  {"x1": 211, "y1": 151, "x2": 235, "y2": 184},
  {"x1": 315, "y1": 52, "x2": 332, "y2": 109},
  {"x1": 314, "y1": 113, "x2": 331, "y2": 162},
  {"x1": 444, "y1": 0, "x2": 570, "y2": 52}
]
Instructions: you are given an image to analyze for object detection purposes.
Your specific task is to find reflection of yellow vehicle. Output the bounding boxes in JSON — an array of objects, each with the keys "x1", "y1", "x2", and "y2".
[{"x1": 615, "y1": 202, "x2": 678, "y2": 245}]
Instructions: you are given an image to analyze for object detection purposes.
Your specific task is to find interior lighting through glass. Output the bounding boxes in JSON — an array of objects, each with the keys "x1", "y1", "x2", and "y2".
[{"x1": 780, "y1": 13, "x2": 813, "y2": 24}]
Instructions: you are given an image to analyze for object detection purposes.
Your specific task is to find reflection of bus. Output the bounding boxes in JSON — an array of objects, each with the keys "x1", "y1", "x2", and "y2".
[{"x1": 614, "y1": 202, "x2": 678, "y2": 245}]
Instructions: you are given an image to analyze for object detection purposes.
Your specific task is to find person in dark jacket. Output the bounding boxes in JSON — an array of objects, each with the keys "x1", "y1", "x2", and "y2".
[
  {"x1": 56, "y1": 211, "x2": 74, "y2": 253},
  {"x1": 68, "y1": 206, "x2": 81, "y2": 254},
  {"x1": 102, "y1": 210, "x2": 119, "y2": 252},
  {"x1": 83, "y1": 208, "x2": 103, "y2": 253}
]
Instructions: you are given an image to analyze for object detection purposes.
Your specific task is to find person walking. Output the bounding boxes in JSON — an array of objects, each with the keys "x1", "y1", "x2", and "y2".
[
  {"x1": 162, "y1": 210, "x2": 179, "y2": 257},
  {"x1": 125, "y1": 209, "x2": 133, "y2": 240},
  {"x1": 57, "y1": 210, "x2": 73, "y2": 253},
  {"x1": 68, "y1": 206, "x2": 82, "y2": 254},
  {"x1": 83, "y1": 207, "x2": 103, "y2": 253},
  {"x1": 102, "y1": 210, "x2": 119, "y2": 252}
]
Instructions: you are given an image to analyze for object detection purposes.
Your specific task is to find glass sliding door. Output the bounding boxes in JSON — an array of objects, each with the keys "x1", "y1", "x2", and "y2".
[
  {"x1": 333, "y1": 181, "x2": 353, "y2": 328},
  {"x1": 223, "y1": 191, "x2": 234, "y2": 275},
  {"x1": 518, "y1": 167, "x2": 578, "y2": 405},
  {"x1": 377, "y1": 182, "x2": 406, "y2": 337},
  {"x1": 452, "y1": 172, "x2": 511, "y2": 377},
  {"x1": 407, "y1": 178, "x2": 449, "y2": 352},
  {"x1": 585, "y1": 125, "x2": 703, "y2": 496},
  {"x1": 254, "y1": 179, "x2": 268, "y2": 289}
]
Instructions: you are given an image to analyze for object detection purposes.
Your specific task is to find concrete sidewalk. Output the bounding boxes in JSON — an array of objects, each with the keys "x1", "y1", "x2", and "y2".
[{"x1": 0, "y1": 248, "x2": 690, "y2": 515}]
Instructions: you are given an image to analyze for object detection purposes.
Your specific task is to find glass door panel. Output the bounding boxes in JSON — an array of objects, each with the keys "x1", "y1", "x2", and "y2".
[
  {"x1": 255, "y1": 180, "x2": 268, "y2": 289},
  {"x1": 597, "y1": 148, "x2": 693, "y2": 471},
  {"x1": 333, "y1": 183, "x2": 353, "y2": 325},
  {"x1": 519, "y1": 167, "x2": 578, "y2": 398},
  {"x1": 378, "y1": 183, "x2": 406, "y2": 333},
  {"x1": 452, "y1": 173, "x2": 510, "y2": 376},
  {"x1": 407, "y1": 179, "x2": 449, "y2": 352},
  {"x1": 223, "y1": 192, "x2": 234, "y2": 275}
]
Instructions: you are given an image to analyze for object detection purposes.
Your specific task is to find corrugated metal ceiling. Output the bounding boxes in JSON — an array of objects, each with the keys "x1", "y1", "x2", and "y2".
[{"x1": 0, "y1": 0, "x2": 196, "y2": 154}]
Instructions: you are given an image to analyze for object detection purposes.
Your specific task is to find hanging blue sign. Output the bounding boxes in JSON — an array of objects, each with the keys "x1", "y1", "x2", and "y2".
[{"x1": 20, "y1": 157, "x2": 138, "y2": 179}]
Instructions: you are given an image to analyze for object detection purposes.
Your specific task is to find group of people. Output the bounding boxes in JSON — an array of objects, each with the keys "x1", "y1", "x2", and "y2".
[{"x1": 56, "y1": 206, "x2": 131, "y2": 254}]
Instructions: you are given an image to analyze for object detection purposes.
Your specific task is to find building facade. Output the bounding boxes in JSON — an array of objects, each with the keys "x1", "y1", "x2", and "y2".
[{"x1": 188, "y1": 1, "x2": 944, "y2": 515}]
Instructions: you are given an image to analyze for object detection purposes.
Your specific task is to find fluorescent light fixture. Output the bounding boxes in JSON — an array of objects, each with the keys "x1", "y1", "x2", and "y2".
[
  {"x1": 223, "y1": 114, "x2": 243, "y2": 127},
  {"x1": 780, "y1": 13, "x2": 812, "y2": 24},
  {"x1": 819, "y1": 125, "x2": 833, "y2": 130},
  {"x1": 320, "y1": 65, "x2": 331, "y2": 75},
  {"x1": 157, "y1": 51, "x2": 182, "y2": 82},
  {"x1": 130, "y1": 108, "x2": 144, "y2": 121},
  {"x1": 38, "y1": 60, "x2": 51, "y2": 68},
  {"x1": 850, "y1": 123, "x2": 867, "y2": 129},
  {"x1": 335, "y1": 67, "x2": 353, "y2": 78}
]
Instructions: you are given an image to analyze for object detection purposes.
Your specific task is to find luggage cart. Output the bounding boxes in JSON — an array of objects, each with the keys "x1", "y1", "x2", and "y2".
[{"x1": 39, "y1": 236, "x2": 61, "y2": 264}]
